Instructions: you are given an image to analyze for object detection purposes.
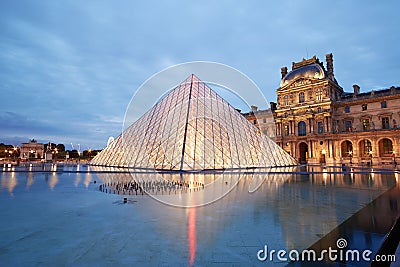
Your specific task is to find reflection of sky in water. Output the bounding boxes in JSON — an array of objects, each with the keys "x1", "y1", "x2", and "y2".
[{"x1": 0, "y1": 167, "x2": 398, "y2": 266}]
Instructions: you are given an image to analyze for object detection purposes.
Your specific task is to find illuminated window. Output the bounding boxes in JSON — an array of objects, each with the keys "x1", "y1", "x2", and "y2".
[
  {"x1": 382, "y1": 139, "x2": 393, "y2": 155},
  {"x1": 363, "y1": 140, "x2": 372, "y2": 155},
  {"x1": 284, "y1": 125, "x2": 289, "y2": 136}
]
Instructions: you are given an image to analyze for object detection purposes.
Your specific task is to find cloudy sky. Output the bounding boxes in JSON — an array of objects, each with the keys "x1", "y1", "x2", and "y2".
[{"x1": 1, "y1": 1, "x2": 399, "y2": 149}]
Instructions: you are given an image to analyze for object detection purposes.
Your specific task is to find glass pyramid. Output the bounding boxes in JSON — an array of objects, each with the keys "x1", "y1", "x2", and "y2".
[{"x1": 91, "y1": 75, "x2": 297, "y2": 170}]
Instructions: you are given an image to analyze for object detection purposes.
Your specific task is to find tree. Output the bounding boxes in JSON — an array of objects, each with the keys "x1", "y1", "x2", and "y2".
[{"x1": 56, "y1": 144, "x2": 65, "y2": 152}]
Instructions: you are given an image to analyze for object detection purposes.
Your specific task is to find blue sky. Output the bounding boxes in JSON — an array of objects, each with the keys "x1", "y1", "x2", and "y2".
[{"x1": 1, "y1": 1, "x2": 399, "y2": 149}]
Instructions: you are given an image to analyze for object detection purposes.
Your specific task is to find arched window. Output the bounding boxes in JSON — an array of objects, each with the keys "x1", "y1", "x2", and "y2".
[
  {"x1": 359, "y1": 139, "x2": 372, "y2": 156},
  {"x1": 283, "y1": 95, "x2": 289, "y2": 106},
  {"x1": 299, "y1": 92, "x2": 305, "y2": 103},
  {"x1": 379, "y1": 138, "x2": 393, "y2": 156},
  {"x1": 316, "y1": 88, "x2": 323, "y2": 101},
  {"x1": 298, "y1": 121, "x2": 306, "y2": 136}
]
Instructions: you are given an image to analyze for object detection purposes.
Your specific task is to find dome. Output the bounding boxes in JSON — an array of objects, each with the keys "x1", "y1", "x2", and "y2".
[{"x1": 280, "y1": 63, "x2": 326, "y2": 87}]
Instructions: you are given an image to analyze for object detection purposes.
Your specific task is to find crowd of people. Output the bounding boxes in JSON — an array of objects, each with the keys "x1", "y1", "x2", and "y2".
[{"x1": 98, "y1": 179, "x2": 204, "y2": 195}]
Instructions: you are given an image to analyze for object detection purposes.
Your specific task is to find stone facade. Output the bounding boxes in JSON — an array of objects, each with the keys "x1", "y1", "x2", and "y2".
[
  {"x1": 20, "y1": 139, "x2": 44, "y2": 159},
  {"x1": 245, "y1": 54, "x2": 400, "y2": 165},
  {"x1": 241, "y1": 105, "x2": 276, "y2": 139}
]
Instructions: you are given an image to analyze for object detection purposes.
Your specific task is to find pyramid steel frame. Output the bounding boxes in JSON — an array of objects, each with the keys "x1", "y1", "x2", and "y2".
[{"x1": 91, "y1": 75, "x2": 297, "y2": 171}]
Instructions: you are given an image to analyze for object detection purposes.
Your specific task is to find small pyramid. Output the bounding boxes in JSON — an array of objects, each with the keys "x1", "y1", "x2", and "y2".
[{"x1": 91, "y1": 74, "x2": 297, "y2": 170}]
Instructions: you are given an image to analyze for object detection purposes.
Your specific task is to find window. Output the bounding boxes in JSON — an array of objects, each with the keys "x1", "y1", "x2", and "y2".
[
  {"x1": 364, "y1": 140, "x2": 372, "y2": 155},
  {"x1": 317, "y1": 107, "x2": 322, "y2": 113},
  {"x1": 345, "y1": 106, "x2": 350, "y2": 113},
  {"x1": 263, "y1": 118, "x2": 266, "y2": 123},
  {"x1": 253, "y1": 120, "x2": 257, "y2": 125},
  {"x1": 308, "y1": 90, "x2": 313, "y2": 100},
  {"x1": 283, "y1": 95, "x2": 289, "y2": 106},
  {"x1": 345, "y1": 120, "x2": 352, "y2": 132},
  {"x1": 316, "y1": 88, "x2": 323, "y2": 101},
  {"x1": 298, "y1": 121, "x2": 306, "y2": 136},
  {"x1": 381, "y1": 101, "x2": 387, "y2": 108},
  {"x1": 299, "y1": 92, "x2": 305, "y2": 103},
  {"x1": 284, "y1": 125, "x2": 289, "y2": 136},
  {"x1": 382, "y1": 139, "x2": 393, "y2": 154},
  {"x1": 317, "y1": 121, "x2": 324, "y2": 134},
  {"x1": 382, "y1": 117, "x2": 390, "y2": 129},
  {"x1": 362, "y1": 119, "x2": 370, "y2": 131},
  {"x1": 362, "y1": 104, "x2": 367, "y2": 111}
]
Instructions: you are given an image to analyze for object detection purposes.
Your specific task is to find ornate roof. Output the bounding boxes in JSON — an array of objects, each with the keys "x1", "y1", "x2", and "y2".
[{"x1": 280, "y1": 63, "x2": 326, "y2": 87}]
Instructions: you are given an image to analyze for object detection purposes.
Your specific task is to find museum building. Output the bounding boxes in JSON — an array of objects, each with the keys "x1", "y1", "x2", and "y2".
[{"x1": 244, "y1": 54, "x2": 400, "y2": 165}]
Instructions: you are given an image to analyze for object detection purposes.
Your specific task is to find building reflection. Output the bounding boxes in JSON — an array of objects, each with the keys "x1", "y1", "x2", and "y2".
[
  {"x1": 1, "y1": 172, "x2": 18, "y2": 196},
  {"x1": 0, "y1": 166, "x2": 398, "y2": 266},
  {"x1": 26, "y1": 172, "x2": 34, "y2": 189}
]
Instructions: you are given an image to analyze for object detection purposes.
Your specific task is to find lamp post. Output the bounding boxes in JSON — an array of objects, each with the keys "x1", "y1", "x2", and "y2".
[{"x1": 348, "y1": 150, "x2": 353, "y2": 165}]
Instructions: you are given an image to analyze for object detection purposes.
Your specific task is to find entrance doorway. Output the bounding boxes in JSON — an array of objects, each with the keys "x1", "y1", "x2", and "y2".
[{"x1": 299, "y1": 142, "x2": 308, "y2": 163}]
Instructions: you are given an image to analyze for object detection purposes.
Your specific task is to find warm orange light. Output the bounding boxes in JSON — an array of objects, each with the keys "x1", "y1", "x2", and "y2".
[{"x1": 188, "y1": 208, "x2": 196, "y2": 267}]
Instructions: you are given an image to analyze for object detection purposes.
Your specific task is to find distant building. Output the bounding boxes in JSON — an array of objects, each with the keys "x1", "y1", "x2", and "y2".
[
  {"x1": 245, "y1": 54, "x2": 400, "y2": 165},
  {"x1": 20, "y1": 139, "x2": 44, "y2": 159},
  {"x1": 242, "y1": 105, "x2": 276, "y2": 139}
]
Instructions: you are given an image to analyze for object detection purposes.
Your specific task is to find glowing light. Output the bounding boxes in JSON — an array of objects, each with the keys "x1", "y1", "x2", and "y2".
[
  {"x1": 188, "y1": 208, "x2": 196, "y2": 266},
  {"x1": 90, "y1": 75, "x2": 296, "y2": 170}
]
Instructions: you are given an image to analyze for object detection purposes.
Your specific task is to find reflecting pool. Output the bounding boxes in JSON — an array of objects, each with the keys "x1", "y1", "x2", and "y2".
[{"x1": 0, "y1": 165, "x2": 398, "y2": 266}]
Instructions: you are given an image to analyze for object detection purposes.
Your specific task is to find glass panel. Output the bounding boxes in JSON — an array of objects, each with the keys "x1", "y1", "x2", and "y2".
[{"x1": 92, "y1": 75, "x2": 297, "y2": 170}]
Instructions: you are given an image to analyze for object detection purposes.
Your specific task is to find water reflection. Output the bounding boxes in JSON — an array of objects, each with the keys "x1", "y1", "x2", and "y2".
[
  {"x1": 0, "y1": 167, "x2": 398, "y2": 266},
  {"x1": 291, "y1": 181, "x2": 400, "y2": 266},
  {"x1": 45, "y1": 173, "x2": 59, "y2": 190},
  {"x1": 26, "y1": 172, "x2": 34, "y2": 189},
  {"x1": 1, "y1": 172, "x2": 18, "y2": 196},
  {"x1": 188, "y1": 207, "x2": 196, "y2": 267}
]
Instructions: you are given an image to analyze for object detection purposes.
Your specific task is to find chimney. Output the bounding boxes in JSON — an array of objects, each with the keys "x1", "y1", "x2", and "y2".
[
  {"x1": 353, "y1": 84, "x2": 360, "y2": 95},
  {"x1": 251, "y1": 105, "x2": 258, "y2": 113},
  {"x1": 281, "y1": 67, "x2": 288, "y2": 79},
  {"x1": 326, "y1": 53, "x2": 334, "y2": 79}
]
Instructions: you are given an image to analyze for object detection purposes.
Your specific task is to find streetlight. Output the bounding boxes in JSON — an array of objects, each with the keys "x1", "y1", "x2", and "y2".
[{"x1": 348, "y1": 150, "x2": 353, "y2": 165}]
